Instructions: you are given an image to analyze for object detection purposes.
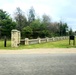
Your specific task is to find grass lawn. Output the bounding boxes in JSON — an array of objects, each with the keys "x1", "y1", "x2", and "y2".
[{"x1": 0, "y1": 39, "x2": 76, "y2": 50}]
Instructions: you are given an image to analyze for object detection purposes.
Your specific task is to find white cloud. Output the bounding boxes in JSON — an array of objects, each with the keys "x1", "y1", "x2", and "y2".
[{"x1": 0, "y1": 0, "x2": 68, "y2": 16}]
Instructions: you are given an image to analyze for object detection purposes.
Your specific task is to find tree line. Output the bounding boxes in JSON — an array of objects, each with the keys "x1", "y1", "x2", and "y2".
[{"x1": 0, "y1": 7, "x2": 73, "y2": 39}]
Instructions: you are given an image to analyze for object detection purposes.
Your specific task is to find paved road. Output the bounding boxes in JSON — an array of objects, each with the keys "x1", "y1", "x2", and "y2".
[{"x1": 0, "y1": 54, "x2": 76, "y2": 75}]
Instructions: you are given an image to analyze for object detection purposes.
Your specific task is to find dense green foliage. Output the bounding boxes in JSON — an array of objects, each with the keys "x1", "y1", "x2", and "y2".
[
  {"x1": 0, "y1": 9, "x2": 16, "y2": 38},
  {"x1": 0, "y1": 7, "x2": 74, "y2": 39}
]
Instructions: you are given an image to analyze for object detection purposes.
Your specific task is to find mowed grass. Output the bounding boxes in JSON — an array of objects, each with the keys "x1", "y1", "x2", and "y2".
[{"x1": 0, "y1": 39, "x2": 76, "y2": 50}]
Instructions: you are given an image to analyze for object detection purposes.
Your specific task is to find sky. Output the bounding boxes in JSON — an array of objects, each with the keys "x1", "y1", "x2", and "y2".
[{"x1": 0, "y1": 0, "x2": 76, "y2": 31}]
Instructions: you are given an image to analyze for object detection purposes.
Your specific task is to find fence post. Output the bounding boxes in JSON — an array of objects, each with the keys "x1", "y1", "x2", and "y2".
[
  {"x1": 4, "y1": 36, "x2": 7, "y2": 47},
  {"x1": 55, "y1": 37, "x2": 57, "y2": 41},
  {"x1": 38, "y1": 37, "x2": 41, "y2": 44},
  {"x1": 52, "y1": 37, "x2": 55, "y2": 41},
  {"x1": 46, "y1": 37, "x2": 49, "y2": 42},
  {"x1": 25, "y1": 38, "x2": 29, "y2": 45}
]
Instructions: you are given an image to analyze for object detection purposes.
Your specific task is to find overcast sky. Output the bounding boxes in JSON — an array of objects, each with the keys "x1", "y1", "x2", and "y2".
[{"x1": 0, "y1": 0, "x2": 76, "y2": 31}]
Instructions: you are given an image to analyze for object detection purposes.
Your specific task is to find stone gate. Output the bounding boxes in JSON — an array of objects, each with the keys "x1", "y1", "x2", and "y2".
[{"x1": 11, "y1": 29, "x2": 21, "y2": 47}]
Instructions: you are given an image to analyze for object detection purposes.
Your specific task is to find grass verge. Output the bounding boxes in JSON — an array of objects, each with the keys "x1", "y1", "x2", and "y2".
[{"x1": 0, "y1": 39, "x2": 76, "y2": 50}]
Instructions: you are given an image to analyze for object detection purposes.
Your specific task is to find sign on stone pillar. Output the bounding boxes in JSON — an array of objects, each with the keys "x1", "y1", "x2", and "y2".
[{"x1": 11, "y1": 29, "x2": 21, "y2": 47}]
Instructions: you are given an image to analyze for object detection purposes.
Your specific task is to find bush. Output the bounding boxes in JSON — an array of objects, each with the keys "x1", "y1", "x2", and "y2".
[{"x1": 22, "y1": 26, "x2": 33, "y2": 38}]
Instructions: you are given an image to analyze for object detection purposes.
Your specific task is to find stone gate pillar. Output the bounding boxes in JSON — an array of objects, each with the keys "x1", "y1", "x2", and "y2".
[{"x1": 11, "y1": 29, "x2": 21, "y2": 47}]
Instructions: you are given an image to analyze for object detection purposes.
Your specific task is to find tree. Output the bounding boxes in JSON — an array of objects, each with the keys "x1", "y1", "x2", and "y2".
[
  {"x1": 59, "y1": 21, "x2": 63, "y2": 36},
  {"x1": 58, "y1": 21, "x2": 68, "y2": 36},
  {"x1": 14, "y1": 7, "x2": 27, "y2": 31},
  {"x1": 30, "y1": 19, "x2": 51, "y2": 38},
  {"x1": 1, "y1": 19, "x2": 16, "y2": 37},
  {"x1": 0, "y1": 9, "x2": 16, "y2": 38},
  {"x1": 0, "y1": 9, "x2": 9, "y2": 38},
  {"x1": 42, "y1": 14, "x2": 51, "y2": 25},
  {"x1": 42, "y1": 14, "x2": 51, "y2": 28},
  {"x1": 62, "y1": 23, "x2": 68, "y2": 36},
  {"x1": 69, "y1": 28, "x2": 73, "y2": 35},
  {"x1": 22, "y1": 26, "x2": 33, "y2": 38},
  {"x1": 28, "y1": 7, "x2": 35, "y2": 24},
  {"x1": 30, "y1": 19, "x2": 41, "y2": 38},
  {"x1": 48, "y1": 22, "x2": 60, "y2": 36}
]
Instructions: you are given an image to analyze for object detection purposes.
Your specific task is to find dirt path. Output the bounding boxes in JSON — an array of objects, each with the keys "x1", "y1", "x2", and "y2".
[{"x1": 0, "y1": 48, "x2": 76, "y2": 54}]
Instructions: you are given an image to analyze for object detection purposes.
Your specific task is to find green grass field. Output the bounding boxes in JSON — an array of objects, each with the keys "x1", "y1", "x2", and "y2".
[{"x1": 0, "y1": 39, "x2": 76, "y2": 50}]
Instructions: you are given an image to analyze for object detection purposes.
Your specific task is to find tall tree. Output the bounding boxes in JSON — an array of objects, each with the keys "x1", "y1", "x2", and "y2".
[
  {"x1": 30, "y1": 19, "x2": 41, "y2": 38},
  {"x1": 0, "y1": 9, "x2": 16, "y2": 38},
  {"x1": 22, "y1": 26, "x2": 33, "y2": 38},
  {"x1": 14, "y1": 7, "x2": 27, "y2": 31},
  {"x1": 69, "y1": 28, "x2": 73, "y2": 35},
  {"x1": 59, "y1": 21, "x2": 68, "y2": 36},
  {"x1": 62, "y1": 23, "x2": 68, "y2": 36},
  {"x1": 28, "y1": 7, "x2": 35, "y2": 24},
  {"x1": 59, "y1": 21, "x2": 63, "y2": 36},
  {"x1": 42, "y1": 14, "x2": 51, "y2": 25},
  {"x1": 30, "y1": 19, "x2": 50, "y2": 38}
]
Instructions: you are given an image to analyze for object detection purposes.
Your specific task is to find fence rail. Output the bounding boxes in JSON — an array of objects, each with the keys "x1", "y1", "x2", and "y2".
[{"x1": 20, "y1": 36, "x2": 69, "y2": 45}]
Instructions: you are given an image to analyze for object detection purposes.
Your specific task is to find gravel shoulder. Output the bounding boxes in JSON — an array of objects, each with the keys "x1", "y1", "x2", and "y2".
[{"x1": 0, "y1": 48, "x2": 76, "y2": 54}]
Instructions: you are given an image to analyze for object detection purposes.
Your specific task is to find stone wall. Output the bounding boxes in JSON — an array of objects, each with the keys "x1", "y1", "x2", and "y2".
[
  {"x1": 23, "y1": 36, "x2": 69, "y2": 45},
  {"x1": 11, "y1": 29, "x2": 68, "y2": 47}
]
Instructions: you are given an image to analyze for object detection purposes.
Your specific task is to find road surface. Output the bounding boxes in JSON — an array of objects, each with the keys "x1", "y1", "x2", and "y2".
[{"x1": 0, "y1": 54, "x2": 76, "y2": 75}]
